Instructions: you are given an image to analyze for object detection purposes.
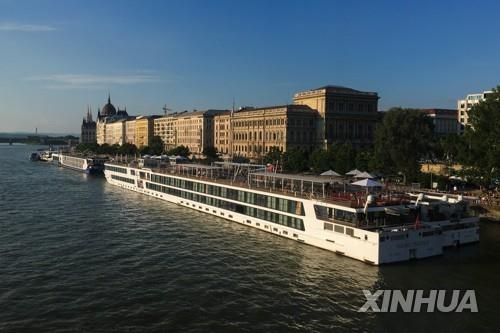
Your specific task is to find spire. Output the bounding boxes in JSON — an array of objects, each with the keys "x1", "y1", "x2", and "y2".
[{"x1": 107, "y1": 92, "x2": 111, "y2": 104}]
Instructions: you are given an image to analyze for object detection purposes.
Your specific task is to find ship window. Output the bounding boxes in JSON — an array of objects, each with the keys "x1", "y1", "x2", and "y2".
[
  {"x1": 324, "y1": 222, "x2": 333, "y2": 231},
  {"x1": 293, "y1": 233, "x2": 298, "y2": 238},
  {"x1": 144, "y1": 180, "x2": 305, "y2": 231},
  {"x1": 334, "y1": 225, "x2": 344, "y2": 233},
  {"x1": 334, "y1": 209, "x2": 356, "y2": 223},
  {"x1": 315, "y1": 205, "x2": 329, "y2": 220},
  {"x1": 364, "y1": 235, "x2": 368, "y2": 240},
  {"x1": 345, "y1": 228, "x2": 354, "y2": 237},
  {"x1": 283, "y1": 230, "x2": 288, "y2": 235}
]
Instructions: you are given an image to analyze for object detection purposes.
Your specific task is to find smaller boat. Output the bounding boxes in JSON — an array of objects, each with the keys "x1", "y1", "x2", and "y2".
[
  {"x1": 39, "y1": 151, "x2": 53, "y2": 162},
  {"x1": 58, "y1": 154, "x2": 108, "y2": 174},
  {"x1": 30, "y1": 152, "x2": 40, "y2": 161}
]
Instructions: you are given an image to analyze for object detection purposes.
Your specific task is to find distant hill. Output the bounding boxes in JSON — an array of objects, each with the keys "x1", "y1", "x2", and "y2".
[{"x1": 0, "y1": 132, "x2": 79, "y2": 138}]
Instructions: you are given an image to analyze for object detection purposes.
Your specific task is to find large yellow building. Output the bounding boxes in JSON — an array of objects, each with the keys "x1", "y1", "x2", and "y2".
[
  {"x1": 153, "y1": 115, "x2": 177, "y2": 151},
  {"x1": 293, "y1": 85, "x2": 380, "y2": 148},
  {"x1": 214, "y1": 105, "x2": 320, "y2": 161},
  {"x1": 134, "y1": 116, "x2": 157, "y2": 148},
  {"x1": 125, "y1": 118, "x2": 136, "y2": 145},
  {"x1": 96, "y1": 95, "x2": 130, "y2": 145},
  {"x1": 105, "y1": 119, "x2": 126, "y2": 146},
  {"x1": 153, "y1": 110, "x2": 226, "y2": 156}
]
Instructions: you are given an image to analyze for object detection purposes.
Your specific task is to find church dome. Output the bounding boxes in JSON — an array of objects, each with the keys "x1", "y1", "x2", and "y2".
[{"x1": 101, "y1": 95, "x2": 116, "y2": 117}]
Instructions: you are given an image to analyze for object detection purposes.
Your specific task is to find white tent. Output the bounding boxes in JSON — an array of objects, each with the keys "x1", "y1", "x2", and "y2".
[
  {"x1": 351, "y1": 178, "x2": 383, "y2": 187},
  {"x1": 320, "y1": 169, "x2": 341, "y2": 177},
  {"x1": 354, "y1": 171, "x2": 375, "y2": 179},
  {"x1": 346, "y1": 169, "x2": 362, "y2": 176}
]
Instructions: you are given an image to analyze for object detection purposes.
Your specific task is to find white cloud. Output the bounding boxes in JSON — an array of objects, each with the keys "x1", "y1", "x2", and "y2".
[
  {"x1": 0, "y1": 22, "x2": 56, "y2": 32},
  {"x1": 25, "y1": 73, "x2": 160, "y2": 89}
]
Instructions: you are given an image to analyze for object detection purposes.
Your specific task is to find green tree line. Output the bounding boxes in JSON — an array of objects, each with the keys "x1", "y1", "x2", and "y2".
[{"x1": 264, "y1": 86, "x2": 500, "y2": 186}]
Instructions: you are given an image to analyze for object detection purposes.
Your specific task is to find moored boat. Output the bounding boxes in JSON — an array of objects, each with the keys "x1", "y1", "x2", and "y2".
[
  {"x1": 103, "y1": 160, "x2": 479, "y2": 265},
  {"x1": 58, "y1": 154, "x2": 108, "y2": 174},
  {"x1": 29, "y1": 152, "x2": 40, "y2": 161}
]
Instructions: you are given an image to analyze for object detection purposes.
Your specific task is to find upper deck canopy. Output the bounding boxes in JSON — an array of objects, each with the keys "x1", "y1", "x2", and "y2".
[
  {"x1": 248, "y1": 171, "x2": 332, "y2": 198},
  {"x1": 175, "y1": 163, "x2": 223, "y2": 178}
]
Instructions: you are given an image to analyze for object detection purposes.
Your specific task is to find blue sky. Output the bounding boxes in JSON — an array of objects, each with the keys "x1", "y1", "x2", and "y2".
[{"x1": 1, "y1": 0, "x2": 499, "y2": 134}]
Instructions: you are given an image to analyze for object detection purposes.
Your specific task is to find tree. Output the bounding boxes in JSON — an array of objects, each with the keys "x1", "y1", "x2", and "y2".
[
  {"x1": 149, "y1": 136, "x2": 165, "y2": 155},
  {"x1": 309, "y1": 149, "x2": 331, "y2": 173},
  {"x1": 167, "y1": 145, "x2": 190, "y2": 157},
  {"x1": 355, "y1": 150, "x2": 375, "y2": 172},
  {"x1": 139, "y1": 145, "x2": 150, "y2": 155},
  {"x1": 373, "y1": 108, "x2": 434, "y2": 183},
  {"x1": 461, "y1": 86, "x2": 500, "y2": 185},
  {"x1": 117, "y1": 143, "x2": 138, "y2": 156},
  {"x1": 263, "y1": 146, "x2": 282, "y2": 165},
  {"x1": 283, "y1": 148, "x2": 308, "y2": 172},
  {"x1": 232, "y1": 155, "x2": 250, "y2": 163},
  {"x1": 97, "y1": 143, "x2": 117, "y2": 155},
  {"x1": 202, "y1": 147, "x2": 221, "y2": 163},
  {"x1": 75, "y1": 142, "x2": 99, "y2": 154},
  {"x1": 330, "y1": 143, "x2": 356, "y2": 175}
]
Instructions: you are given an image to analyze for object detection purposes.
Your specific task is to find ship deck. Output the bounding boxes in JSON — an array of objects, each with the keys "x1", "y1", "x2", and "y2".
[{"x1": 106, "y1": 160, "x2": 412, "y2": 210}]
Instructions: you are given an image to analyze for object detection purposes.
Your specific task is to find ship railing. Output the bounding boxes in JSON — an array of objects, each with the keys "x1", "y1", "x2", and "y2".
[{"x1": 105, "y1": 161, "x2": 414, "y2": 208}]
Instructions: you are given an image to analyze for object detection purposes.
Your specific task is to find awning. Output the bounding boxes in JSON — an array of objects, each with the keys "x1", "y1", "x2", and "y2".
[{"x1": 351, "y1": 178, "x2": 383, "y2": 187}]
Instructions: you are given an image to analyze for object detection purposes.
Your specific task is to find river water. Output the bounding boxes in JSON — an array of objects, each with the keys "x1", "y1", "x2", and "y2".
[{"x1": 0, "y1": 145, "x2": 498, "y2": 332}]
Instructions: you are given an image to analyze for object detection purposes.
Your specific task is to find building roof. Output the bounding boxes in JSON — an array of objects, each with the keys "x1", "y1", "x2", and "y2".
[
  {"x1": 174, "y1": 109, "x2": 229, "y2": 118},
  {"x1": 420, "y1": 108, "x2": 457, "y2": 116},
  {"x1": 101, "y1": 95, "x2": 117, "y2": 117},
  {"x1": 295, "y1": 85, "x2": 378, "y2": 97},
  {"x1": 225, "y1": 104, "x2": 317, "y2": 115},
  {"x1": 116, "y1": 108, "x2": 128, "y2": 117}
]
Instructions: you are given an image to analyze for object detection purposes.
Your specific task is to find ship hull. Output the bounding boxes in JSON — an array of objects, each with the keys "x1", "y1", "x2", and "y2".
[{"x1": 104, "y1": 164, "x2": 479, "y2": 265}]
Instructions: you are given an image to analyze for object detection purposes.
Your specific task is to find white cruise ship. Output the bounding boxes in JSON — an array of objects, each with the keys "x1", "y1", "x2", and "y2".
[
  {"x1": 104, "y1": 160, "x2": 479, "y2": 265},
  {"x1": 58, "y1": 154, "x2": 108, "y2": 174}
]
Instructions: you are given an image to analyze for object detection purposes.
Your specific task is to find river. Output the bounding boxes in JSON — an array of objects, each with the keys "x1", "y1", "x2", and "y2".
[{"x1": 0, "y1": 145, "x2": 498, "y2": 332}]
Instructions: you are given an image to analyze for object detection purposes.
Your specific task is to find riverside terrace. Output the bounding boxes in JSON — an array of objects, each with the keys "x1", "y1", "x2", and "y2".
[{"x1": 107, "y1": 159, "x2": 412, "y2": 210}]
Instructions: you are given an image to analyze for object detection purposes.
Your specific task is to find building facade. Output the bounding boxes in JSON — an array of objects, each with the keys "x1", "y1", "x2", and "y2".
[
  {"x1": 170, "y1": 110, "x2": 226, "y2": 156},
  {"x1": 105, "y1": 119, "x2": 126, "y2": 146},
  {"x1": 457, "y1": 90, "x2": 493, "y2": 132},
  {"x1": 96, "y1": 95, "x2": 130, "y2": 145},
  {"x1": 214, "y1": 105, "x2": 320, "y2": 161},
  {"x1": 124, "y1": 118, "x2": 136, "y2": 145},
  {"x1": 293, "y1": 85, "x2": 379, "y2": 148},
  {"x1": 153, "y1": 114, "x2": 177, "y2": 151},
  {"x1": 80, "y1": 107, "x2": 96, "y2": 144},
  {"x1": 134, "y1": 116, "x2": 158, "y2": 148},
  {"x1": 420, "y1": 109, "x2": 459, "y2": 136}
]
